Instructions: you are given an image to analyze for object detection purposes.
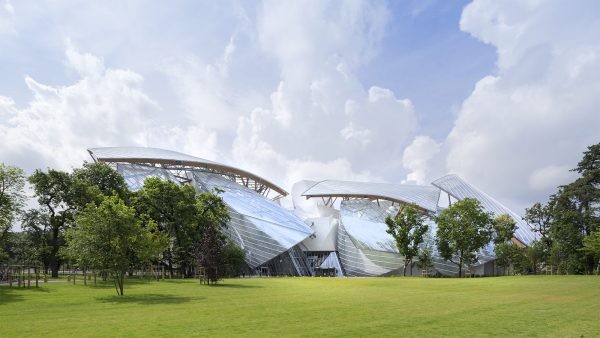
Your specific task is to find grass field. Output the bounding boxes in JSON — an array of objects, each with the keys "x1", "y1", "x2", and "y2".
[{"x1": 1, "y1": 276, "x2": 599, "y2": 337}]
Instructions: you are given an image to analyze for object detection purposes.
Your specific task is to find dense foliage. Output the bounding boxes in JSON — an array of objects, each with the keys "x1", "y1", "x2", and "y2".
[
  {"x1": 2, "y1": 161, "x2": 243, "y2": 291},
  {"x1": 385, "y1": 203, "x2": 429, "y2": 276},
  {"x1": 524, "y1": 142, "x2": 600, "y2": 274},
  {"x1": 0, "y1": 163, "x2": 26, "y2": 262},
  {"x1": 63, "y1": 195, "x2": 167, "y2": 295},
  {"x1": 435, "y1": 198, "x2": 493, "y2": 277}
]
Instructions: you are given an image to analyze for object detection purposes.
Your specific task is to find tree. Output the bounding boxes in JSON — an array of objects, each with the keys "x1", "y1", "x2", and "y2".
[
  {"x1": 435, "y1": 198, "x2": 493, "y2": 277},
  {"x1": 494, "y1": 242, "x2": 524, "y2": 275},
  {"x1": 64, "y1": 195, "x2": 166, "y2": 295},
  {"x1": 19, "y1": 210, "x2": 53, "y2": 270},
  {"x1": 0, "y1": 163, "x2": 26, "y2": 261},
  {"x1": 28, "y1": 169, "x2": 84, "y2": 277},
  {"x1": 492, "y1": 214, "x2": 521, "y2": 275},
  {"x1": 195, "y1": 191, "x2": 230, "y2": 284},
  {"x1": 133, "y1": 178, "x2": 198, "y2": 277},
  {"x1": 524, "y1": 202, "x2": 553, "y2": 263},
  {"x1": 580, "y1": 230, "x2": 600, "y2": 275},
  {"x1": 416, "y1": 245, "x2": 434, "y2": 276},
  {"x1": 524, "y1": 240, "x2": 545, "y2": 274},
  {"x1": 222, "y1": 241, "x2": 246, "y2": 277},
  {"x1": 385, "y1": 204, "x2": 429, "y2": 276},
  {"x1": 493, "y1": 214, "x2": 518, "y2": 244},
  {"x1": 524, "y1": 202, "x2": 553, "y2": 243}
]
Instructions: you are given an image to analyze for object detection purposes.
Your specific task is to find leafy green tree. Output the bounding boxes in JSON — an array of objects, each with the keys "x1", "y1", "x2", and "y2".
[
  {"x1": 493, "y1": 214, "x2": 518, "y2": 244},
  {"x1": 416, "y1": 244, "x2": 434, "y2": 276},
  {"x1": 28, "y1": 169, "x2": 87, "y2": 277},
  {"x1": 580, "y1": 230, "x2": 600, "y2": 275},
  {"x1": 492, "y1": 214, "x2": 521, "y2": 275},
  {"x1": 133, "y1": 178, "x2": 198, "y2": 277},
  {"x1": 222, "y1": 241, "x2": 246, "y2": 277},
  {"x1": 73, "y1": 162, "x2": 130, "y2": 203},
  {"x1": 524, "y1": 202, "x2": 553, "y2": 244},
  {"x1": 195, "y1": 191, "x2": 230, "y2": 284},
  {"x1": 64, "y1": 195, "x2": 166, "y2": 295},
  {"x1": 435, "y1": 198, "x2": 493, "y2": 277},
  {"x1": 524, "y1": 240, "x2": 545, "y2": 274},
  {"x1": 0, "y1": 163, "x2": 26, "y2": 261},
  {"x1": 494, "y1": 242, "x2": 523, "y2": 275},
  {"x1": 385, "y1": 204, "x2": 429, "y2": 276},
  {"x1": 18, "y1": 210, "x2": 53, "y2": 270}
]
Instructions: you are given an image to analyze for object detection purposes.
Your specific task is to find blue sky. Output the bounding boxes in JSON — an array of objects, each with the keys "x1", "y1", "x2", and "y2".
[{"x1": 1, "y1": 0, "x2": 599, "y2": 214}]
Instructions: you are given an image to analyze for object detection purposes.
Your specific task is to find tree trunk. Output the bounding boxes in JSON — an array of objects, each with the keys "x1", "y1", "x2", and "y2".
[
  {"x1": 403, "y1": 261, "x2": 409, "y2": 276},
  {"x1": 120, "y1": 274, "x2": 124, "y2": 296},
  {"x1": 49, "y1": 225, "x2": 60, "y2": 278},
  {"x1": 458, "y1": 257, "x2": 463, "y2": 278}
]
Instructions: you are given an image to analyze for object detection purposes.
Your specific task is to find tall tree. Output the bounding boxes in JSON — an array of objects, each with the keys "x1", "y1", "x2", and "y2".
[
  {"x1": 28, "y1": 169, "x2": 85, "y2": 277},
  {"x1": 524, "y1": 202, "x2": 553, "y2": 259},
  {"x1": 385, "y1": 204, "x2": 429, "y2": 276},
  {"x1": 492, "y1": 214, "x2": 520, "y2": 275},
  {"x1": 195, "y1": 190, "x2": 230, "y2": 284},
  {"x1": 19, "y1": 210, "x2": 53, "y2": 271},
  {"x1": 435, "y1": 198, "x2": 493, "y2": 277},
  {"x1": 64, "y1": 195, "x2": 166, "y2": 295},
  {"x1": 0, "y1": 163, "x2": 26, "y2": 261},
  {"x1": 133, "y1": 178, "x2": 198, "y2": 277}
]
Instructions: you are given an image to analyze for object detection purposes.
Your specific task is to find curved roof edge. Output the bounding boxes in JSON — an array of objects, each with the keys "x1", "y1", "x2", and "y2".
[
  {"x1": 432, "y1": 174, "x2": 537, "y2": 245},
  {"x1": 301, "y1": 179, "x2": 440, "y2": 212},
  {"x1": 87, "y1": 147, "x2": 288, "y2": 197}
]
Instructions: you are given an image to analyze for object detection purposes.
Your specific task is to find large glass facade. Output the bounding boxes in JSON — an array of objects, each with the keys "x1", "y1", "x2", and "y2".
[{"x1": 192, "y1": 172, "x2": 314, "y2": 268}]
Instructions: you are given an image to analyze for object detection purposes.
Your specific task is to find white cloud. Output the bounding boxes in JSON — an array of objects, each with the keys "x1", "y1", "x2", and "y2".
[
  {"x1": 402, "y1": 135, "x2": 442, "y2": 185},
  {"x1": 0, "y1": 43, "x2": 218, "y2": 172},
  {"x1": 442, "y1": 0, "x2": 600, "y2": 210},
  {"x1": 230, "y1": 1, "x2": 416, "y2": 188},
  {"x1": 0, "y1": 0, "x2": 15, "y2": 35}
]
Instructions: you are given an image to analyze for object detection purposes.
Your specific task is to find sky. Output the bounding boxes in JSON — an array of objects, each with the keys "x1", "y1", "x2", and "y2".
[{"x1": 0, "y1": 0, "x2": 599, "y2": 215}]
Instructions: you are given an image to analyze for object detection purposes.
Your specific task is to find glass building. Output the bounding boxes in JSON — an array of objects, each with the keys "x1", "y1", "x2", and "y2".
[
  {"x1": 298, "y1": 175, "x2": 537, "y2": 277},
  {"x1": 88, "y1": 147, "x2": 536, "y2": 277},
  {"x1": 88, "y1": 147, "x2": 314, "y2": 276}
]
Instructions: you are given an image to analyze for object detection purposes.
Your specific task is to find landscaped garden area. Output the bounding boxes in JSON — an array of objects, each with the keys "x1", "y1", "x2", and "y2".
[{"x1": 1, "y1": 276, "x2": 599, "y2": 337}]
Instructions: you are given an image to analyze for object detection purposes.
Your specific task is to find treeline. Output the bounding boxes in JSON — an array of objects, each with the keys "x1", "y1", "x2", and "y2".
[
  {"x1": 522, "y1": 143, "x2": 600, "y2": 274},
  {"x1": 0, "y1": 162, "x2": 245, "y2": 294}
]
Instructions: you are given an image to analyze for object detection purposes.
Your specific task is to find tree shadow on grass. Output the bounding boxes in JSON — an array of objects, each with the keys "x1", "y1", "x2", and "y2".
[
  {"x1": 96, "y1": 293, "x2": 198, "y2": 305},
  {"x1": 0, "y1": 285, "x2": 50, "y2": 305},
  {"x1": 206, "y1": 283, "x2": 263, "y2": 289}
]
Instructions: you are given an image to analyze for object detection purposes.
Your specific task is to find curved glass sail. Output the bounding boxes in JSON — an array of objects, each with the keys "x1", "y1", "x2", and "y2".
[
  {"x1": 115, "y1": 163, "x2": 180, "y2": 191},
  {"x1": 303, "y1": 180, "x2": 440, "y2": 212},
  {"x1": 432, "y1": 175, "x2": 537, "y2": 245},
  {"x1": 193, "y1": 172, "x2": 314, "y2": 268},
  {"x1": 337, "y1": 200, "x2": 404, "y2": 276}
]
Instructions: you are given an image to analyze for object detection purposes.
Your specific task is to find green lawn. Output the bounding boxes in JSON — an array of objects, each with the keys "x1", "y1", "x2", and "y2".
[{"x1": 1, "y1": 276, "x2": 599, "y2": 337}]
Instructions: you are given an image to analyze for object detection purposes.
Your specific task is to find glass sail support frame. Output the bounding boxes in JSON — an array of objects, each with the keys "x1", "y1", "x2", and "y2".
[{"x1": 93, "y1": 159, "x2": 285, "y2": 201}]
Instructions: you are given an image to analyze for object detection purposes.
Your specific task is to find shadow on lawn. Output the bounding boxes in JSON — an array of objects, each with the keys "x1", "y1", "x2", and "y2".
[
  {"x1": 0, "y1": 285, "x2": 50, "y2": 305},
  {"x1": 96, "y1": 293, "x2": 198, "y2": 305},
  {"x1": 207, "y1": 283, "x2": 263, "y2": 289}
]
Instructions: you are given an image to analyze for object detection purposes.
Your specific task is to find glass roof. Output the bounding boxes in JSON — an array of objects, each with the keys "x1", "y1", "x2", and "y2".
[
  {"x1": 432, "y1": 174, "x2": 537, "y2": 245},
  {"x1": 302, "y1": 180, "x2": 440, "y2": 212},
  {"x1": 193, "y1": 172, "x2": 314, "y2": 237},
  {"x1": 88, "y1": 146, "x2": 288, "y2": 197},
  {"x1": 89, "y1": 146, "x2": 219, "y2": 165}
]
